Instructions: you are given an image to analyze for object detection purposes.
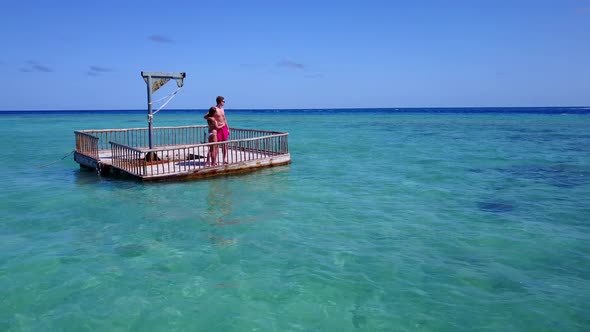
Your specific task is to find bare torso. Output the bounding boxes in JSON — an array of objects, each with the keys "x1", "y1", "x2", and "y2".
[{"x1": 214, "y1": 106, "x2": 227, "y2": 127}]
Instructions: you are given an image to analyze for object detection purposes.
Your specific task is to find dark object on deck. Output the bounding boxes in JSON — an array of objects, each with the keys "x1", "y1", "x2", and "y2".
[
  {"x1": 187, "y1": 153, "x2": 206, "y2": 160},
  {"x1": 145, "y1": 151, "x2": 161, "y2": 162}
]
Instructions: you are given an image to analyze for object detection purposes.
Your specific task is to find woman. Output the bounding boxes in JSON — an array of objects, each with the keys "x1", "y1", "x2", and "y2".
[{"x1": 204, "y1": 107, "x2": 224, "y2": 166}]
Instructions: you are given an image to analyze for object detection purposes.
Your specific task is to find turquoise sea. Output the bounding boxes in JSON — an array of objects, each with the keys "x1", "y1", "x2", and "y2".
[{"x1": 1, "y1": 108, "x2": 589, "y2": 331}]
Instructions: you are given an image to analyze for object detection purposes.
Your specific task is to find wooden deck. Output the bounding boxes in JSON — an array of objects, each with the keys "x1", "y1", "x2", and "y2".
[{"x1": 74, "y1": 126, "x2": 290, "y2": 181}]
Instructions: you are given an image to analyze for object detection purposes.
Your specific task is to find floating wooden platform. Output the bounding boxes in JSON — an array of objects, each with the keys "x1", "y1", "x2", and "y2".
[{"x1": 74, "y1": 125, "x2": 290, "y2": 181}]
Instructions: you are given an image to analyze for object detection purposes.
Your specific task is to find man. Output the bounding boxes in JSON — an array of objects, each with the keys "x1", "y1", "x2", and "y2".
[{"x1": 211, "y1": 96, "x2": 230, "y2": 164}]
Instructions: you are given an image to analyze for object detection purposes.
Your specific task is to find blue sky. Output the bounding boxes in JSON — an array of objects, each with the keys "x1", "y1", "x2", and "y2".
[{"x1": 1, "y1": 0, "x2": 589, "y2": 110}]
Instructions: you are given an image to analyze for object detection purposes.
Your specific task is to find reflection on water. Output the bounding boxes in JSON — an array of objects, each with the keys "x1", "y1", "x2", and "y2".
[
  {"x1": 205, "y1": 179, "x2": 233, "y2": 226},
  {"x1": 72, "y1": 167, "x2": 137, "y2": 188},
  {"x1": 73, "y1": 167, "x2": 103, "y2": 185},
  {"x1": 203, "y1": 178, "x2": 241, "y2": 250},
  {"x1": 208, "y1": 235, "x2": 237, "y2": 247}
]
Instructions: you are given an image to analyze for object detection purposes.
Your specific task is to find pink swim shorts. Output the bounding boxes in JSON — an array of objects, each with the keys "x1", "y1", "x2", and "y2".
[{"x1": 217, "y1": 125, "x2": 229, "y2": 141}]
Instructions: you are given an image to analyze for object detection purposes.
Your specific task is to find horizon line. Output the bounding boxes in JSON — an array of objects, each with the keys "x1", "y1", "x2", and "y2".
[{"x1": 1, "y1": 105, "x2": 589, "y2": 112}]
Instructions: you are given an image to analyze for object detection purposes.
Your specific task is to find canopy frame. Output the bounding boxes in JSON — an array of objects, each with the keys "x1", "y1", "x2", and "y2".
[{"x1": 141, "y1": 71, "x2": 186, "y2": 152}]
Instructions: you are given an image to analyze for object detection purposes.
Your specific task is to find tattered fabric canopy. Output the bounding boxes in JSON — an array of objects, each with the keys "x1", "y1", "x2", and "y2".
[{"x1": 142, "y1": 72, "x2": 185, "y2": 93}]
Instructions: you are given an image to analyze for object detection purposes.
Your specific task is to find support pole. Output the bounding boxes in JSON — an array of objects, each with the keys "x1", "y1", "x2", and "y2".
[
  {"x1": 141, "y1": 71, "x2": 186, "y2": 162},
  {"x1": 146, "y1": 75, "x2": 154, "y2": 149}
]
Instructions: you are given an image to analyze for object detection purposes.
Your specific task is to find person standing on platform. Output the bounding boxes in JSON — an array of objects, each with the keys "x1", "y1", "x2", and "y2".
[
  {"x1": 204, "y1": 107, "x2": 225, "y2": 166},
  {"x1": 212, "y1": 96, "x2": 230, "y2": 164}
]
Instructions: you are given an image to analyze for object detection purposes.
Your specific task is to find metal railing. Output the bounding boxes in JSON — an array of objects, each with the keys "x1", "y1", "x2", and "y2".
[
  {"x1": 76, "y1": 125, "x2": 289, "y2": 177},
  {"x1": 77, "y1": 125, "x2": 210, "y2": 150},
  {"x1": 74, "y1": 131, "x2": 99, "y2": 159},
  {"x1": 228, "y1": 129, "x2": 289, "y2": 155},
  {"x1": 110, "y1": 142, "x2": 147, "y2": 176},
  {"x1": 109, "y1": 132, "x2": 289, "y2": 178},
  {"x1": 76, "y1": 126, "x2": 289, "y2": 152}
]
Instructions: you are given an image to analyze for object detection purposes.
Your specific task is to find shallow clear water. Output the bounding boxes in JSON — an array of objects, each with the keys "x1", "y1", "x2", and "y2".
[{"x1": 1, "y1": 110, "x2": 589, "y2": 331}]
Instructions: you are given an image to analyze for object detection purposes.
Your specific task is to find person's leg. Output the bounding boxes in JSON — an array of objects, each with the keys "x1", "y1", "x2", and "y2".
[
  {"x1": 208, "y1": 131, "x2": 217, "y2": 166},
  {"x1": 212, "y1": 138, "x2": 219, "y2": 166},
  {"x1": 222, "y1": 143, "x2": 227, "y2": 164},
  {"x1": 212, "y1": 142, "x2": 219, "y2": 166},
  {"x1": 206, "y1": 139, "x2": 212, "y2": 166},
  {"x1": 216, "y1": 126, "x2": 225, "y2": 164},
  {"x1": 220, "y1": 126, "x2": 229, "y2": 164}
]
